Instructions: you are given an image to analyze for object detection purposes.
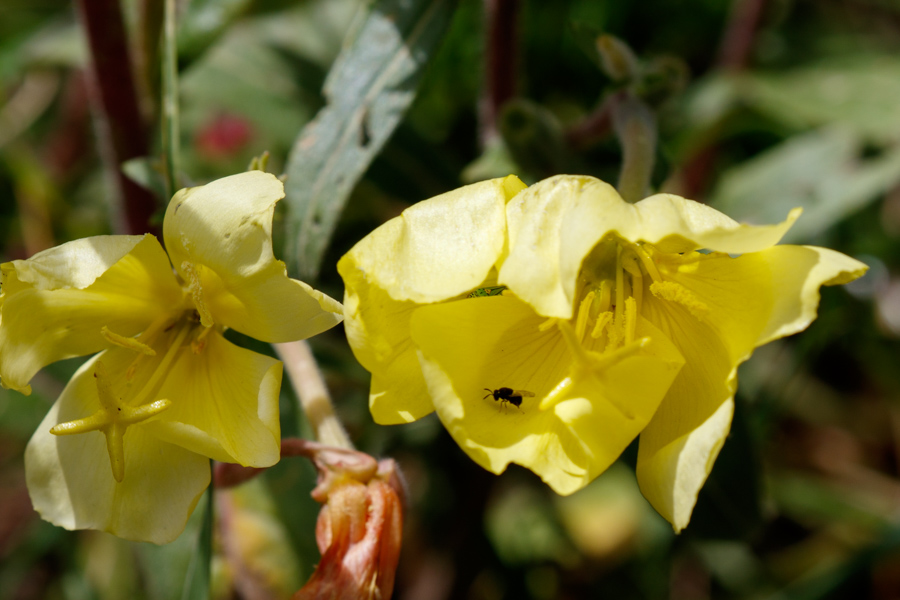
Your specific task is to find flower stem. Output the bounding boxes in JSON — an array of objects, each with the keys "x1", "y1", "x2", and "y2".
[
  {"x1": 273, "y1": 341, "x2": 353, "y2": 449},
  {"x1": 612, "y1": 93, "x2": 657, "y2": 204},
  {"x1": 74, "y1": 0, "x2": 158, "y2": 235},
  {"x1": 480, "y1": 0, "x2": 520, "y2": 147}
]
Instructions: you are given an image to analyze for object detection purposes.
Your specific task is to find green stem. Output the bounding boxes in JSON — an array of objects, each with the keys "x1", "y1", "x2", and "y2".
[
  {"x1": 612, "y1": 93, "x2": 657, "y2": 204},
  {"x1": 161, "y1": 0, "x2": 181, "y2": 200}
]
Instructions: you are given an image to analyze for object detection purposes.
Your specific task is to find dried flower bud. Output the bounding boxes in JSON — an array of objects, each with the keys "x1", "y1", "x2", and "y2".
[{"x1": 295, "y1": 451, "x2": 404, "y2": 600}]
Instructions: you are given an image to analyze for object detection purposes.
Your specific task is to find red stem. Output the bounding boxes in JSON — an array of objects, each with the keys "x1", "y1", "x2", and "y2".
[
  {"x1": 480, "y1": 0, "x2": 520, "y2": 146},
  {"x1": 76, "y1": 0, "x2": 159, "y2": 235}
]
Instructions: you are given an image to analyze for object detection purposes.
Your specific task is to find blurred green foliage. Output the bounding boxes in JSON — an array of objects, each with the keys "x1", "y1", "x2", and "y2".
[{"x1": 2, "y1": 0, "x2": 900, "y2": 598}]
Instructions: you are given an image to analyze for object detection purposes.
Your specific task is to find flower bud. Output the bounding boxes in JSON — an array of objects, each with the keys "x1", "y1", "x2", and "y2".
[{"x1": 295, "y1": 452, "x2": 404, "y2": 600}]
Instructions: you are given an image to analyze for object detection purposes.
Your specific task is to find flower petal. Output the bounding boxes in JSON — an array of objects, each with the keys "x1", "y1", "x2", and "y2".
[
  {"x1": 338, "y1": 175, "x2": 526, "y2": 304},
  {"x1": 635, "y1": 289, "x2": 739, "y2": 531},
  {"x1": 0, "y1": 235, "x2": 182, "y2": 393},
  {"x1": 501, "y1": 175, "x2": 622, "y2": 318},
  {"x1": 632, "y1": 194, "x2": 801, "y2": 254},
  {"x1": 501, "y1": 174, "x2": 802, "y2": 320},
  {"x1": 24, "y1": 354, "x2": 210, "y2": 544},
  {"x1": 143, "y1": 330, "x2": 282, "y2": 467},
  {"x1": 654, "y1": 245, "x2": 868, "y2": 363},
  {"x1": 341, "y1": 271, "x2": 433, "y2": 424},
  {"x1": 163, "y1": 171, "x2": 342, "y2": 342},
  {"x1": 410, "y1": 295, "x2": 683, "y2": 494}
]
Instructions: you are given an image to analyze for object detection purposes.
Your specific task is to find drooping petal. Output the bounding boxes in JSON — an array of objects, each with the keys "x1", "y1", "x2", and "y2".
[
  {"x1": 341, "y1": 272, "x2": 433, "y2": 424},
  {"x1": 24, "y1": 354, "x2": 210, "y2": 545},
  {"x1": 635, "y1": 288, "x2": 740, "y2": 531},
  {"x1": 0, "y1": 235, "x2": 182, "y2": 393},
  {"x1": 635, "y1": 244, "x2": 866, "y2": 531},
  {"x1": 410, "y1": 295, "x2": 684, "y2": 494},
  {"x1": 163, "y1": 171, "x2": 342, "y2": 343},
  {"x1": 338, "y1": 175, "x2": 526, "y2": 305},
  {"x1": 142, "y1": 330, "x2": 282, "y2": 467}
]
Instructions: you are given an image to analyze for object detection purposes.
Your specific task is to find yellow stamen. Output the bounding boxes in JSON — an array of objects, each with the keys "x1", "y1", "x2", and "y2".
[
  {"x1": 101, "y1": 326, "x2": 156, "y2": 356},
  {"x1": 632, "y1": 243, "x2": 662, "y2": 282},
  {"x1": 622, "y1": 253, "x2": 643, "y2": 316},
  {"x1": 615, "y1": 246, "x2": 624, "y2": 326},
  {"x1": 650, "y1": 281, "x2": 708, "y2": 319},
  {"x1": 539, "y1": 376, "x2": 574, "y2": 411},
  {"x1": 181, "y1": 261, "x2": 214, "y2": 328},
  {"x1": 591, "y1": 311, "x2": 613, "y2": 339},
  {"x1": 597, "y1": 280, "x2": 612, "y2": 313},
  {"x1": 538, "y1": 317, "x2": 557, "y2": 332},
  {"x1": 50, "y1": 361, "x2": 172, "y2": 482},
  {"x1": 624, "y1": 297, "x2": 637, "y2": 345},
  {"x1": 575, "y1": 291, "x2": 595, "y2": 340}
]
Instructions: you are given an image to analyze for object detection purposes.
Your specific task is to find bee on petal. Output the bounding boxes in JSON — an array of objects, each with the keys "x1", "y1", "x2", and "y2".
[{"x1": 483, "y1": 387, "x2": 534, "y2": 411}]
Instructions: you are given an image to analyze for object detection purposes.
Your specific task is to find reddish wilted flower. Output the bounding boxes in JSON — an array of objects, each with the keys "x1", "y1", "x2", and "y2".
[{"x1": 296, "y1": 445, "x2": 404, "y2": 600}]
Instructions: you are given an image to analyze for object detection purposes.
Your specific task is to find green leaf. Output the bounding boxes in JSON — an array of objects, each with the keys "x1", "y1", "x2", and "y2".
[
  {"x1": 282, "y1": 0, "x2": 459, "y2": 280},
  {"x1": 709, "y1": 127, "x2": 900, "y2": 243},
  {"x1": 740, "y1": 55, "x2": 900, "y2": 144},
  {"x1": 180, "y1": 483, "x2": 213, "y2": 600}
]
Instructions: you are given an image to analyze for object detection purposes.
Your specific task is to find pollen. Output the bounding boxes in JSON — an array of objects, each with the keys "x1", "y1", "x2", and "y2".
[{"x1": 650, "y1": 281, "x2": 709, "y2": 319}]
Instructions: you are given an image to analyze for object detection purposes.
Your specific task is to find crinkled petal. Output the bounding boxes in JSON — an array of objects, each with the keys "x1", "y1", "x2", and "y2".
[
  {"x1": 340, "y1": 268, "x2": 433, "y2": 424},
  {"x1": 163, "y1": 171, "x2": 342, "y2": 342},
  {"x1": 631, "y1": 194, "x2": 801, "y2": 254},
  {"x1": 501, "y1": 176, "x2": 619, "y2": 318},
  {"x1": 636, "y1": 289, "x2": 739, "y2": 531},
  {"x1": 0, "y1": 235, "x2": 182, "y2": 393},
  {"x1": 24, "y1": 354, "x2": 210, "y2": 544},
  {"x1": 501, "y1": 174, "x2": 801, "y2": 319},
  {"x1": 143, "y1": 330, "x2": 282, "y2": 467},
  {"x1": 410, "y1": 295, "x2": 683, "y2": 494},
  {"x1": 339, "y1": 175, "x2": 526, "y2": 305}
]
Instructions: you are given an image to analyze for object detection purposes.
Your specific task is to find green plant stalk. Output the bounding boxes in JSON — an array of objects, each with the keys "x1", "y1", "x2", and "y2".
[
  {"x1": 612, "y1": 93, "x2": 657, "y2": 204},
  {"x1": 180, "y1": 480, "x2": 213, "y2": 600},
  {"x1": 274, "y1": 341, "x2": 353, "y2": 449}
]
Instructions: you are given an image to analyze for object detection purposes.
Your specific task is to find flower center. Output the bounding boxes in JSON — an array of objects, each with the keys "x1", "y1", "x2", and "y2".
[
  {"x1": 568, "y1": 237, "x2": 662, "y2": 351},
  {"x1": 536, "y1": 238, "x2": 666, "y2": 418},
  {"x1": 50, "y1": 311, "x2": 206, "y2": 482}
]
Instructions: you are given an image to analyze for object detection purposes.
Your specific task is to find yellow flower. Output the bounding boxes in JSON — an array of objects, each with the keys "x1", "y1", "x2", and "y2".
[
  {"x1": 500, "y1": 175, "x2": 866, "y2": 530},
  {"x1": 340, "y1": 174, "x2": 867, "y2": 532},
  {"x1": 0, "y1": 171, "x2": 343, "y2": 543}
]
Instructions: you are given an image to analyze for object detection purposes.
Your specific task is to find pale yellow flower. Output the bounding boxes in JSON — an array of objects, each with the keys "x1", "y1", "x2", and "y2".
[
  {"x1": 340, "y1": 174, "x2": 866, "y2": 532},
  {"x1": 0, "y1": 171, "x2": 343, "y2": 543},
  {"x1": 498, "y1": 175, "x2": 866, "y2": 530}
]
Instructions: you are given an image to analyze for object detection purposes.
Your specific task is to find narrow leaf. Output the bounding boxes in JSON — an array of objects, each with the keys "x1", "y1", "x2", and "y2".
[
  {"x1": 180, "y1": 482, "x2": 213, "y2": 600},
  {"x1": 283, "y1": 0, "x2": 458, "y2": 280}
]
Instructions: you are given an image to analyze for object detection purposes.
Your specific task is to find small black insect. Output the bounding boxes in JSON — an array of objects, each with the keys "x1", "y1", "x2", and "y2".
[{"x1": 483, "y1": 387, "x2": 535, "y2": 411}]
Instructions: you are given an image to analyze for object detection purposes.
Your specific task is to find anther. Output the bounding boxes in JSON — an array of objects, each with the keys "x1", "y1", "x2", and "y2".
[
  {"x1": 575, "y1": 291, "x2": 595, "y2": 339},
  {"x1": 101, "y1": 326, "x2": 156, "y2": 356}
]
